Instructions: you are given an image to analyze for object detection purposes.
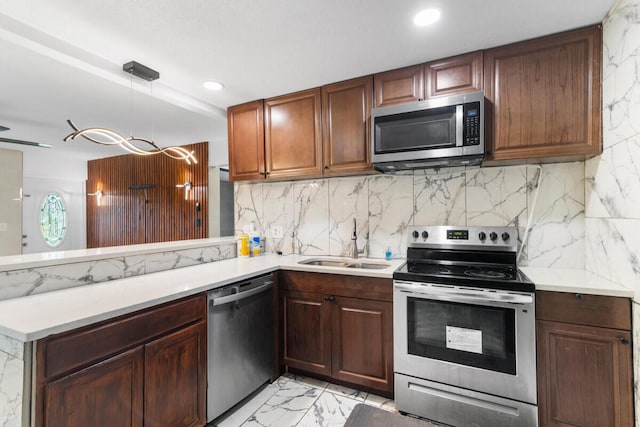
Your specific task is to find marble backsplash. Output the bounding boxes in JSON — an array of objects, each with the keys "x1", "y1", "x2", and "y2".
[
  {"x1": 0, "y1": 242, "x2": 236, "y2": 301},
  {"x1": 235, "y1": 162, "x2": 585, "y2": 268},
  {"x1": 590, "y1": 2, "x2": 640, "y2": 424},
  {"x1": 0, "y1": 334, "x2": 24, "y2": 427},
  {"x1": 585, "y1": 0, "x2": 640, "y2": 299}
]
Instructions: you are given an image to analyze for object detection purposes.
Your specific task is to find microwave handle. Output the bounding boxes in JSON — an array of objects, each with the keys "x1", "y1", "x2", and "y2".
[{"x1": 455, "y1": 104, "x2": 463, "y2": 147}]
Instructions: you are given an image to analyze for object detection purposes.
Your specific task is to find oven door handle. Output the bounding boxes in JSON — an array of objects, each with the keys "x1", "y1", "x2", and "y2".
[{"x1": 394, "y1": 281, "x2": 534, "y2": 305}]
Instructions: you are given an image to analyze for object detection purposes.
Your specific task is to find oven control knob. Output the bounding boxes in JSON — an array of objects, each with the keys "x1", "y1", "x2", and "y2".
[
  {"x1": 478, "y1": 231, "x2": 486, "y2": 241},
  {"x1": 421, "y1": 231, "x2": 429, "y2": 239},
  {"x1": 501, "y1": 232, "x2": 510, "y2": 241},
  {"x1": 489, "y1": 232, "x2": 498, "y2": 241},
  {"x1": 412, "y1": 230, "x2": 419, "y2": 239}
]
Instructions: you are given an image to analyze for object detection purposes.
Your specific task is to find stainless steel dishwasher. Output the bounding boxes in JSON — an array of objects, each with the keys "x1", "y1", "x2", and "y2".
[{"x1": 207, "y1": 272, "x2": 275, "y2": 422}]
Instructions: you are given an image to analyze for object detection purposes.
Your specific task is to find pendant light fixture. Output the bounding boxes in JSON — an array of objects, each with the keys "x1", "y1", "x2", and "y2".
[{"x1": 63, "y1": 61, "x2": 197, "y2": 165}]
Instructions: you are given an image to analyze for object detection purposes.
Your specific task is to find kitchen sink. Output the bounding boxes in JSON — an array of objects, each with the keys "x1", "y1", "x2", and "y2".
[
  {"x1": 300, "y1": 259, "x2": 351, "y2": 267},
  {"x1": 298, "y1": 258, "x2": 390, "y2": 270},
  {"x1": 345, "y1": 262, "x2": 389, "y2": 270}
]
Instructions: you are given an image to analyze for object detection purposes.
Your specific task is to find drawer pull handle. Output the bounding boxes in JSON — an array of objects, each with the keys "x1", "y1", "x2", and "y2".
[{"x1": 620, "y1": 338, "x2": 629, "y2": 345}]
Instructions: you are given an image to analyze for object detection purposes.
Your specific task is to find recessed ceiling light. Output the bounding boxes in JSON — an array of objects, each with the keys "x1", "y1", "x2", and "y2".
[
  {"x1": 203, "y1": 81, "x2": 224, "y2": 91},
  {"x1": 413, "y1": 8, "x2": 441, "y2": 27}
]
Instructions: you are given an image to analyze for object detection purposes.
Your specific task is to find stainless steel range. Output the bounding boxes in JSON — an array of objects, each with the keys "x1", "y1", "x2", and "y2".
[{"x1": 394, "y1": 225, "x2": 537, "y2": 427}]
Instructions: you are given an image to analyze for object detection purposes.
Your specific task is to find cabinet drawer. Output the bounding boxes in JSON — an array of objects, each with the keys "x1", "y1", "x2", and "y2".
[
  {"x1": 280, "y1": 271, "x2": 392, "y2": 302},
  {"x1": 536, "y1": 291, "x2": 630, "y2": 330},
  {"x1": 40, "y1": 294, "x2": 206, "y2": 380}
]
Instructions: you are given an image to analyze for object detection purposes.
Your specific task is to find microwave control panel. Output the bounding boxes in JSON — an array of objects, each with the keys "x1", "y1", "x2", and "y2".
[{"x1": 463, "y1": 102, "x2": 481, "y2": 146}]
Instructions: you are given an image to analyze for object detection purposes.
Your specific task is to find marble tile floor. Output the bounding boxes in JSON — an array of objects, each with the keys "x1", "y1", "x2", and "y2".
[{"x1": 209, "y1": 373, "x2": 398, "y2": 427}]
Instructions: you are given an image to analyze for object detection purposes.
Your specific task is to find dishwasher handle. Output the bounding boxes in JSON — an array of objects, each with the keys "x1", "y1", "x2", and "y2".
[{"x1": 211, "y1": 280, "x2": 273, "y2": 307}]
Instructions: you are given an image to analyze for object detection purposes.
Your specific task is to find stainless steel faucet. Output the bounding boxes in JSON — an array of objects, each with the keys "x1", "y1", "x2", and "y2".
[{"x1": 351, "y1": 218, "x2": 365, "y2": 259}]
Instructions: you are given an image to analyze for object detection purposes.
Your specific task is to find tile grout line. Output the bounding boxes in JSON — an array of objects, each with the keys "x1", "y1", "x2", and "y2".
[
  {"x1": 236, "y1": 385, "x2": 281, "y2": 427},
  {"x1": 289, "y1": 375, "x2": 329, "y2": 426},
  {"x1": 294, "y1": 390, "x2": 323, "y2": 426}
]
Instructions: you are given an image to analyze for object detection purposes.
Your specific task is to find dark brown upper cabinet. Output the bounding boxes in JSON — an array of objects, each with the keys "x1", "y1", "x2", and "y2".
[
  {"x1": 264, "y1": 88, "x2": 324, "y2": 180},
  {"x1": 425, "y1": 51, "x2": 483, "y2": 98},
  {"x1": 322, "y1": 76, "x2": 374, "y2": 175},
  {"x1": 483, "y1": 25, "x2": 602, "y2": 164},
  {"x1": 373, "y1": 64, "x2": 424, "y2": 108},
  {"x1": 374, "y1": 52, "x2": 483, "y2": 108},
  {"x1": 228, "y1": 25, "x2": 604, "y2": 181},
  {"x1": 227, "y1": 100, "x2": 265, "y2": 181}
]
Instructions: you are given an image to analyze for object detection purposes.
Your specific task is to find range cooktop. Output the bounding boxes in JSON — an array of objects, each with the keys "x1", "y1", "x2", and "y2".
[{"x1": 394, "y1": 225, "x2": 535, "y2": 292}]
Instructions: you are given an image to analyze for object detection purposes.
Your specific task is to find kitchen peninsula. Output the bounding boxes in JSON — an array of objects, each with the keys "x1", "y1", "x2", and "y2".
[{"x1": 0, "y1": 240, "x2": 633, "y2": 426}]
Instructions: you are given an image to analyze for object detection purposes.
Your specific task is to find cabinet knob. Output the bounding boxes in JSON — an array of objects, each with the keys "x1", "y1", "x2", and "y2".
[
  {"x1": 324, "y1": 165, "x2": 329, "y2": 170},
  {"x1": 324, "y1": 295, "x2": 335, "y2": 302},
  {"x1": 575, "y1": 293, "x2": 584, "y2": 300},
  {"x1": 620, "y1": 338, "x2": 629, "y2": 345}
]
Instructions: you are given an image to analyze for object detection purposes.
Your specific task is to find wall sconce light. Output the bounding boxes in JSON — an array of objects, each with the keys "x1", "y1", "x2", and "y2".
[
  {"x1": 176, "y1": 181, "x2": 192, "y2": 200},
  {"x1": 88, "y1": 190, "x2": 104, "y2": 206}
]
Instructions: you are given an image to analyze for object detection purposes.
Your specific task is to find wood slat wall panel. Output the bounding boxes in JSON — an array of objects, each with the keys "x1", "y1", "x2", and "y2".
[{"x1": 87, "y1": 142, "x2": 208, "y2": 248}]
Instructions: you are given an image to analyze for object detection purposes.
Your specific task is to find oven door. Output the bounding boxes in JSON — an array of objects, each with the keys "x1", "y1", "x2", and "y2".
[{"x1": 394, "y1": 280, "x2": 536, "y2": 405}]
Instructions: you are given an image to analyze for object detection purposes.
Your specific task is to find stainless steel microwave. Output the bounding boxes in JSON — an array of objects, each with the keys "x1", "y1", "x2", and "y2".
[{"x1": 371, "y1": 91, "x2": 484, "y2": 171}]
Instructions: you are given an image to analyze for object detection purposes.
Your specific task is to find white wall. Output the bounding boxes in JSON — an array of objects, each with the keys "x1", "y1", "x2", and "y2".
[
  {"x1": 208, "y1": 136, "x2": 229, "y2": 168},
  {"x1": 20, "y1": 145, "x2": 87, "y2": 181},
  {"x1": 0, "y1": 148, "x2": 23, "y2": 256}
]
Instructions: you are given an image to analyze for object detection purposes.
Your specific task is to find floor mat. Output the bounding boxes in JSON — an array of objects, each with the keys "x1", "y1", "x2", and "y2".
[{"x1": 344, "y1": 404, "x2": 442, "y2": 427}]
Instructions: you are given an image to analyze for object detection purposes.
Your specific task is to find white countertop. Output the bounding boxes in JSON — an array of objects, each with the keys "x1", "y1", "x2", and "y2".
[
  {"x1": 0, "y1": 256, "x2": 632, "y2": 343},
  {"x1": 521, "y1": 267, "x2": 634, "y2": 298},
  {"x1": 0, "y1": 254, "x2": 404, "y2": 342},
  {"x1": 0, "y1": 237, "x2": 237, "y2": 271}
]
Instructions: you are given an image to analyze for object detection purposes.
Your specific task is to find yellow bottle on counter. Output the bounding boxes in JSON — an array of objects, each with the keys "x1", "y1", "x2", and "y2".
[{"x1": 238, "y1": 233, "x2": 250, "y2": 257}]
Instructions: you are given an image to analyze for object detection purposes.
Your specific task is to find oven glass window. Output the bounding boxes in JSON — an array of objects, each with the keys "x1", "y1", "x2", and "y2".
[
  {"x1": 407, "y1": 298, "x2": 516, "y2": 374},
  {"x1": 374, "y1": 106, "x2": 456, "y2": 154}
]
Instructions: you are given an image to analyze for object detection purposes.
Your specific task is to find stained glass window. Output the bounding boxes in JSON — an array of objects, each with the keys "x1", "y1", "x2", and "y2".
[{"x1": 40, "y1": 193, "x2": 67, "y2": 247}]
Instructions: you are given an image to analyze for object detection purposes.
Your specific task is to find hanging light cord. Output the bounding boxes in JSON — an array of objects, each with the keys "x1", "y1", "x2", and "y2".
[{"x1": 64, "y1": 64, "x2": 197, "y2": 164}]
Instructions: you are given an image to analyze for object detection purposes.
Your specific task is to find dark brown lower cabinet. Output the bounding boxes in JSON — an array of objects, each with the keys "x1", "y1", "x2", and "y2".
[
  {"x1": 281, "y1": 271, "x2": 393, "y2": 397},
  {"x1": 37, "y1": 294, "x2": 207, "y2": 427},
  {"x1": 144, "y1": 322, "x2": 207, "y2": 427},
  {"x1": 45, "y1": 347, "x2": 144, "y2": 427},
  {"x1": 536, "y1": 291, "x2": 633, "y2": 427},
  {"x1": 283, "y1": 290, "x2": 332, "y2": 377},
  {"x1": 331, "y1": 296, "x2": 392, "y2": 393}
]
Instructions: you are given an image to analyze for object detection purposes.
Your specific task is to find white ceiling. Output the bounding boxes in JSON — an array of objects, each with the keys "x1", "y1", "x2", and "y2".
[{"x1": 0, "y1": 0, "x2": 616, "y2": 164}]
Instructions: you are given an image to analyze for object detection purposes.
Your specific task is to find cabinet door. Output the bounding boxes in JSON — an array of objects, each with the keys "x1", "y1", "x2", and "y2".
[
  {"x1": 425, "y1": 51, "x2": 483, "y2": 98},
  {"x1": 374, "y1": 64, "x2": 424, "y2": 107},
  {"x1": 265, "y1": 88, "x2": 323, "y2": 179},
  {"x1": 536, "y1": 320, "x2": 633, "y2": 427},
  {"x1": 282, "y1": 290, "x2": 332, "y2": 376},
  {"x1": 227, "y1": 100, "x2": 265, "y2": 181},
  {"x1": 44, "y1": 347, "x2": 143, "y2": 427},
  {"x1": 484, "y1": 25, "x2": 602, "y2": 163},
  {"x1": 144, "y1": 321, "x2": 207, "y2": 427},
  {"x1": 322, "y1": 76, "x2": 373, "y2": 174},
  {"x1": 331, "y1": 296, "x2": 393, "y2": 395}
]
